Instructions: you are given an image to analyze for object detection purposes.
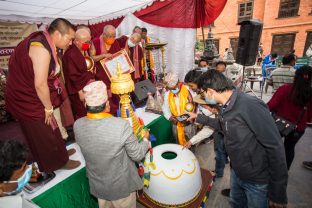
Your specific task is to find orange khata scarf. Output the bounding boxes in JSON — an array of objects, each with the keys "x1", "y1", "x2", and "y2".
[
  {"x1": 168, "y1": 83, "x2": 189, "y2": 145},
  {"x1": 87, "y1": 112, "x2": 112, "y2": 119}
]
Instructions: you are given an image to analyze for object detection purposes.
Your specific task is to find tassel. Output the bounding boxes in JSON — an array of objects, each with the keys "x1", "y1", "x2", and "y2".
[
  {"x1": 116, "y1": 109, "x2": 121, "y2": 117},
  {"x1": 150, "y1": 134, "x2": 156, "y2": 142},
  {"x1": 131, "y1": 102, "x2": 136, "y2": 112}
]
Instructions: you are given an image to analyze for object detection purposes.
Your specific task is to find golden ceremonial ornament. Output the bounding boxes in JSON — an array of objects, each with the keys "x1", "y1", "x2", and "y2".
[
  {"x1": 185, "y1": 102, "x2": 194, "y2": 112},
  {"x1": 145, "y1": 42, "x2": 167, "y2": 77},
  {"x1": 85, "y1": 56, "x2": 95, "y2": 73},
  {"x1": 111, "y1": 63, "x2": 148, "y2": 137}
]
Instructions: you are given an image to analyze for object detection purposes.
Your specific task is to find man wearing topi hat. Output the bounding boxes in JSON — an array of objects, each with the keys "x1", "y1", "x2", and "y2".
[
  {"x1": 74, "y1": 81, "x2": 150, "y2": 208},
  {"x1": 162, "y1": 71, "x2": 196, "y2": 146}
]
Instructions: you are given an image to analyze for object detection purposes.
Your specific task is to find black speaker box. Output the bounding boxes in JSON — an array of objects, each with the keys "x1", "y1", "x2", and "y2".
[
  {"x1": 236, "y1": 20, "x2": 263, "y2": 66},
  {"x1": 132, "y1": 79, "x2": 156, "y2": 106}
]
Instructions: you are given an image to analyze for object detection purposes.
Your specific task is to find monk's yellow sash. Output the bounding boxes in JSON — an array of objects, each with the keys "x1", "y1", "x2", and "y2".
[
  {"x1": 168, "y1": 84, "x2": 189, "y2": 145},
  {"x1": 87, "y1": 112, "x2": 112, "y2": 120}
]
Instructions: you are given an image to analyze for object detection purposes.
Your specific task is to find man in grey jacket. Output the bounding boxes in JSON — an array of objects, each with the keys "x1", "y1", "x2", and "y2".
[
  {"x1": 74, "y1": 81, "x2": 149, "y2": 208},
  {"x1": 187, "y1": 70, "x2": 288, "y2": 208}
]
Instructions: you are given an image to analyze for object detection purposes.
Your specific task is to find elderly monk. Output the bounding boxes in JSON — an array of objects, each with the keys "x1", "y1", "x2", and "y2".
[
  {"x1": 62, "y1": 28, "x2": 95, "y2": 120},
  {"x1": 90, "y1": 25, "x2": 121, "y2": 114},
  {"x1": 162, "y1": 72, "x2": 196, "y2": 145},
  {"x1": 5, "y1": 18, "x2": 81, "y2": 172},
  {"x1": 117, "y1": 33, "x2": 144, "y2": 83}
]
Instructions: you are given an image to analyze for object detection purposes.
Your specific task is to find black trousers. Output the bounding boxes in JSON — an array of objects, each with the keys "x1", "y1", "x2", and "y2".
[{"x1": 284, "y1": 130, "x2": 305, "y2": 170}]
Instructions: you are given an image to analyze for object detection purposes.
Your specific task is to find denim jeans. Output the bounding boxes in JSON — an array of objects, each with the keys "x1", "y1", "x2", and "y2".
[
  {"x1": 230, "y1": 169, "x2": 269, "y2": 208},
  {"x1": 213, "y1": 131, "x2": 227, "y2": 177}
]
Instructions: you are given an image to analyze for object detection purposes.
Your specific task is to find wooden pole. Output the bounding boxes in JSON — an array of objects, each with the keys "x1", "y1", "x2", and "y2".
[{"x1": 201, "y1": 26, "x2": 205, "y2": 48}]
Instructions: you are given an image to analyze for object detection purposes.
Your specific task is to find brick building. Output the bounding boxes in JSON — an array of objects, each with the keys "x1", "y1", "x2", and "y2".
[{"x1": 197, "y1": 0, "x2": 312, "y2": 59}]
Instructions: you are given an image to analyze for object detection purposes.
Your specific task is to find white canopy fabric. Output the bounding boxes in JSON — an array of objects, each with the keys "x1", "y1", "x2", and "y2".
[
  {"x1": 0, "y1": 0, "x2": 154, "y2": 24},
  {"x1": 117, "y1": 14, "x2": 196, "y2": 81}
]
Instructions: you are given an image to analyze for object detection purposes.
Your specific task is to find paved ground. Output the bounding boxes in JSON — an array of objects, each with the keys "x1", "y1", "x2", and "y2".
[{"x1": 139, "y1": 81, "x2": 312, "y2": 207}]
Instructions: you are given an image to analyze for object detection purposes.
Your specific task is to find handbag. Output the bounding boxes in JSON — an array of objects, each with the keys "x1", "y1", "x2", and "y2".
[{"x1": 272, "y1": 107, "x2": 307, "y2": 137}]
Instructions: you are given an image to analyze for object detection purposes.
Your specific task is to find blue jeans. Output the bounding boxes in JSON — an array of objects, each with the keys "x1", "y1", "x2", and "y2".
[
  {"x1": 213, "y1": 131, "x2": 227, "y2": 177},
  {"x1": 230, "y1": 169, "x2": 269, "y2": 208}
]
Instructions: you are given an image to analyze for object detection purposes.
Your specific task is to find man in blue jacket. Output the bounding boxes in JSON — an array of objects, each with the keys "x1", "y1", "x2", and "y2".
[{"x1": 187, "y1": 70, "x2": 288, "y2": 208}]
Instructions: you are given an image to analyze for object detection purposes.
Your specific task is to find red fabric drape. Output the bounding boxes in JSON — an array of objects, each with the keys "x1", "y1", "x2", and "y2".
[
  {"x1": 88, "y1": 17, "x2": 124, "y2": 38},
  {"x1": 134, "y1": 0, "x2": 227, "y2": 28},
  {"x1": 89, "y1": 0, "x2": 227, "y2": 31}
]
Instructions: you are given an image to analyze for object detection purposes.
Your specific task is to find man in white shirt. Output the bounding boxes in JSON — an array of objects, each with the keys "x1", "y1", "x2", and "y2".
[{"x1": 162, "y1": 72, "x2": 196, "y2": 145}]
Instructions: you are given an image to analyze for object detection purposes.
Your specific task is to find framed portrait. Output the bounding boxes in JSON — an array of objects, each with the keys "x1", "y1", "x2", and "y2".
[{"x1": 100, "y1": 49, "x2": 135, "y2": 80}]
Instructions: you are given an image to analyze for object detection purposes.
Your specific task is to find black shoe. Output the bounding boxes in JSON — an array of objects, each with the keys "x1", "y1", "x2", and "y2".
[
  {"x1": 302, "y1": 161, "x2": 312, "y2": 170},
  {"x1": 221, "y1": 188, "x2": 230, "y2": 197}
]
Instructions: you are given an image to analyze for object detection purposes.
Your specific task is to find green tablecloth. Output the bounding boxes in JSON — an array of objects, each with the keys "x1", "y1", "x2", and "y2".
[{"x1": 32, "y1": 115, "x2": 173, "y2": 208}]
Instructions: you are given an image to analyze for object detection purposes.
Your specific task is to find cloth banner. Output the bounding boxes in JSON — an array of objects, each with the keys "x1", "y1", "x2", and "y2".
[
  {"x1": 117, "y1": 13, "x2": 196, "y2": 81},
  {"x1": 0, "y1": 22, "x2": 37, "y2": 69}
]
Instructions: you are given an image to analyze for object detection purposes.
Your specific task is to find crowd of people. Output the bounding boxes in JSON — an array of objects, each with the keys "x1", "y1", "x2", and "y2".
[{"x1": 0, "y1": 16, "x2": 312, "y2": 208}]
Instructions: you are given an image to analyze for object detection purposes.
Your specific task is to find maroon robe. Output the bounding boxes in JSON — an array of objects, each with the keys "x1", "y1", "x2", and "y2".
[
  {"x1": 117, "y1": 36, "x2": 144, "y2": 83},
  {"x1": 5, "y1": 31, "x2": 69, "y2": 172},
  {"x1": 92, "y1": 36, "x2": 121, "y2": 114},
  {"x1": 62, "y1": 44, "x2": 94, "y2": 120}
]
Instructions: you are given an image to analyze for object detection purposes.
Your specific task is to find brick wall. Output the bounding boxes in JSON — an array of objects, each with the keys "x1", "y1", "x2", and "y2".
[{"x1": 197, "y1": 0, "x2": 312, "y2": 57}]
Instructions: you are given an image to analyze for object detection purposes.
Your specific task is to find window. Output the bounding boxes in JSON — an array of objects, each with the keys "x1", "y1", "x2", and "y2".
[
  {"x1": 303, "y1": 32, "x2": 312, "y2": 56},
  {"x1": 271, "y1": 33, "x2": 296, "y2": 56},
  {"x1": 230, "y1": 38, "x2": 239, "y2": 59},
  {"x1": 213, "y1": 39, "x2": 220, "y2": 54},
  {"x1": 238, "y1": 1, "x2": 253, "y2": 23},
  {"x1": 278, "y1": 0, "x2": 300, "y2": 18}
]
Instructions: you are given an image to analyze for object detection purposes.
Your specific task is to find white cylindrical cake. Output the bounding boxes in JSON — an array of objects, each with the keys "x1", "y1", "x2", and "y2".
[{"x1": 143, "y1": 144, "x2": 202, "y2": 207}]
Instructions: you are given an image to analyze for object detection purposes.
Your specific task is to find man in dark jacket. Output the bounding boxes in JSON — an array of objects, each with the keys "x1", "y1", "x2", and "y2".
[{"x1": 187, "y1": 70, "x2": 288, "y2": 208}]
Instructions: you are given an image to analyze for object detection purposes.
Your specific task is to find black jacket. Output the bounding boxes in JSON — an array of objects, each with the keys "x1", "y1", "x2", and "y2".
[{"x1": 196, "y1": 88, "x2": 288, "y2": 204}]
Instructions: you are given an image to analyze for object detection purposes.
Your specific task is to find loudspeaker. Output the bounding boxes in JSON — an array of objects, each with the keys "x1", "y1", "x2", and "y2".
[
  {"x1": 236, "y1": 20, "x2": 263, "y2": 66},
  {"x1": 132, "y1": 79, "x2": 156, "y2": 106}
]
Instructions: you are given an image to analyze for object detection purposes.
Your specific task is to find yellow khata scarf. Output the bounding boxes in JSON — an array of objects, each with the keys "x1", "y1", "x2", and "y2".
[
  {"x1": 87, "y1": 112, "x2": 112, "y2": 119},
  {"x1": 168, "y1": 84, "x2": 189, "y2": 145}
]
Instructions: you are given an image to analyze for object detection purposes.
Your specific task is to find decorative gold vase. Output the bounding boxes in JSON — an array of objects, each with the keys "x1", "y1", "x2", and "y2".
[{"x1": 111, "y1": 63, "x2": 146, "y2": 136}]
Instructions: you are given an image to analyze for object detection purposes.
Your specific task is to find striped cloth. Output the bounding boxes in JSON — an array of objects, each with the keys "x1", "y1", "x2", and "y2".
[{"x1": 271, "y1": 65, "x2": 295, "y2": 90}]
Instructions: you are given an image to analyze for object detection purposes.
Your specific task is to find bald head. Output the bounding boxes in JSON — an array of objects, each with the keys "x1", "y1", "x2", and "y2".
[
  {"x1": 102, "y1": 25, "x2": 116, "y2": 38},
  {"x1": 74, "y1": 29, "x2": 91, "y2": 50},
  {"x1": 77, "y1": 25, "x2": 91, "y2": 35},
  {"x1": 130, "y1": 33, "x2": 142, "y2": 45},
  {"x1": 75, "y1": 29, "x2": 91, "y2": 40}
]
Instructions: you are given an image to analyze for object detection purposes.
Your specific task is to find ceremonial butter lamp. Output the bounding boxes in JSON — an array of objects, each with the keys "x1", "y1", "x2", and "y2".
[{"x1": 111, "y1": 63, "x2": 155, "y2": 187}]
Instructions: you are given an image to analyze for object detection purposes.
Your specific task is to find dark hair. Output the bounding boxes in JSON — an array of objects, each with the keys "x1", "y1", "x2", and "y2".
[
  {"x1": 0, "y1": 140, "x2": 28, "y2": 182},
  {"x1": 197, "y1": 70, "x2": 233, "y2": 92},
  {"x1": 282, "y1": 54, "x2": 296, "y2": 65},
  {"x1": 86, "y1": 103, "x2": 106, "y2": 113},
  {"x1": 291, "y1": 65, "x2": 312, "y2": 106},
  {"x1": 216, "y1": 61, "x2": 227, "y2": 68},
  {"x1": 271, "y1": 52, "x2": 278, "y2": 59},
  {"x1": 142, "y1": 27, "x2": 147, "y2": 32},
  {"x1": 48, "y1": 18, "x2": 75, "y2": 35},
  {"x1": 184, "y1": 70, "x2": 202, "y2": 83},
  {"x1": 198, "y1": 59, "x2": 208, "y2": 66}
]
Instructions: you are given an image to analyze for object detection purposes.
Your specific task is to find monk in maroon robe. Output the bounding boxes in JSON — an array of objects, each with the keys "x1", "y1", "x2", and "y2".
[
  {"x1": 5, "y1": 18, "x2": 80, "y2": 173},
  {"x1": 62, "y1": 29, "x2": 94, "y2": 120},
  {"x1": 90, "y1": 25, "x2": 121, "y2": 114},
  {"x1": 117, "y1": 33, "x2": 144, "y2": 83}
]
